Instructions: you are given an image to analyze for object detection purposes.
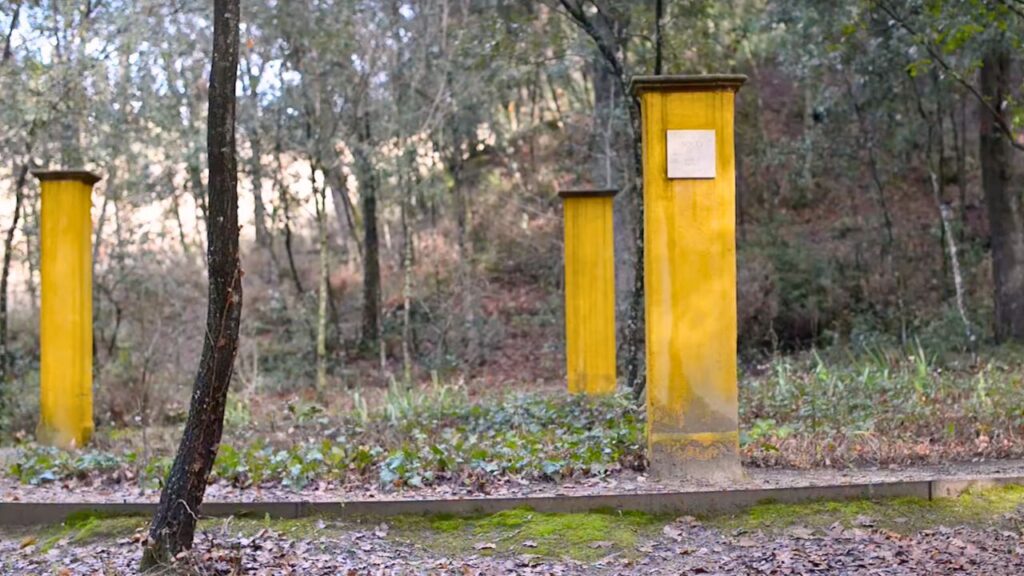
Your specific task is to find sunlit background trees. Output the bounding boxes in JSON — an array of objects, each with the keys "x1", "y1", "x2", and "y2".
[{"x1": 0, "y1": 0, "x2": 1021, "y2": 439}]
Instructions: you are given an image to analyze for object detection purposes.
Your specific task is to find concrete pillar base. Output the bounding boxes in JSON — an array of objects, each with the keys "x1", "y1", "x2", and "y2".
[{"x1": 648, "y1": 431, "x2": 743, "y2": 482}]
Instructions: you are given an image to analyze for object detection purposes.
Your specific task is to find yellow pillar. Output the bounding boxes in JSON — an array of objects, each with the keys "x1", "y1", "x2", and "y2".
[
  {"x1": 631, "y1": 75, "x2": 746, "y2": 480},
  {"x1": 32, "y1": 170, "x2": 100, "y2": 449},
  {"x1": 560, "y1": 188, "x2": 617, "y2": 395}
]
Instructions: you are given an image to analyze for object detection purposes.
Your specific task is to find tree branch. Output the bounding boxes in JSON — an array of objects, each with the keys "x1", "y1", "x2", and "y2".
[
  {"x1": 2, "y1": 1, "x2": 22, "y2": 65},
  {"x1": 876, "y1": 0, "x2": 1023, "y2": 151}
]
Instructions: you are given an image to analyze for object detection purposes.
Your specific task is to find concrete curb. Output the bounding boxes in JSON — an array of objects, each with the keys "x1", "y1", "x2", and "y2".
[{"x1": 1, "y1": 476, "x2": 1021, "y2": 527}]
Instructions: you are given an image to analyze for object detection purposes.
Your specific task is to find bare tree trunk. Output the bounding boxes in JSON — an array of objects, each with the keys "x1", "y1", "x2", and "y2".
[
  {"x1": 935, "y1": 182, "x2": 974, "y2": 345},
  {"x1": 800, "y1": 81, "x2": 816, "y2": 195},
  {"x1": 326, "y1": 164, "x2": 362, "y2": 264},
  {"x1": 170, "y1": 184, "x2": 192, "y2": 257},
  {"x1": 242, "y1": 51, "x2": 270, "y2": 251},
  {"x1": 313, "y1": 164, "x2": 328, "y2": 393},
  {"x1": 401, "y1": 193, "x2": 413, "y2": 386},
  {"x1": 248, "y1": 132, "x2": 270, "y2": 247},
  {"x1": 23, "y1": 184, "x2": 38, "y2": 318},
  {"x1": 980, "y1": 47, "x2": 1024, "y2": 342},
  {"x1": 357, "y1": 116, "x2": 381, "y2": 350},
  {"x1": 271, "y1": 135, "x2": 304, "y2": 295},
  {"x1": 0, "y1": 163, "x2": 27, "y2": 391},
  {"x1": 2, "y1": 1, "x2": 20, "y2": 64},
  {"x1": 141, "y1": 0, "x2": 242, "y2": 565},
  {"x1": 950, "y1": 92, "x2": 968, "y2": 244},
  {"x1": 910, "y1": 71, "x2": 975, "y2": 346},
  {"x1": 654, "y1": 0, "x2": 664, "y2": 75},
  {"x1": 187, "y1": 162, "x2": 209, "y2": 258},
  {"x1": 622, "y1": 93, "x2": 645, "y2": 399},
  {"x1": 450, "y1": 159, "x2": 481, "y2": 366}
]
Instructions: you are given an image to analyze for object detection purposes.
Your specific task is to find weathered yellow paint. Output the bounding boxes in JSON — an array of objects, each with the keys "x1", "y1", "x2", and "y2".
[
  {"x1": 560, "y1": 189, "x2": 617, "y2": 395},
  {"x1": 33, "y1": 170, "x2": 100, "y2": 449},
  {"x1": 632, "y1": 75, "x2": 746, "y2": 480}
]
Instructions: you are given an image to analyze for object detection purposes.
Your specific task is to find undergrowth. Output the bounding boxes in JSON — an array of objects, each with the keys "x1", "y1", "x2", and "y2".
[
  {"x1": 741, "y1": 342, "x2": 1024, "y2": 467},
  {"x1": 7, "y1": 342, "x2": 1024, "y2": 489},
  {"x1": 7, "y1": 389, "x2": 645, "y2": 491}
]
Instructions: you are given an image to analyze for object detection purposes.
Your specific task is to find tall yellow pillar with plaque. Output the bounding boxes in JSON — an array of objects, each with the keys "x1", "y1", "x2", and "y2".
[
  {"x1": 559, "y1": 188, "x2": 617, "y2": 395},
  {"x1": 33, "y1": 170, "x2": 100, "y2": 449},
  {"x1": 631, "y1": 75, "x2": 745, "y2": 480}
]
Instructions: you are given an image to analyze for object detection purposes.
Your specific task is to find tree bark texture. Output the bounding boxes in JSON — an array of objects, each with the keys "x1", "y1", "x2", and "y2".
[
  {"x1": 357, "y1": 116, "x2": 381, "y2": 349},
  {"x1": 141, "y1": 0, "x2": 242, "y2": 566},
  {"x1": 980, "y1": 47, "x2": 1024, "y2": 342}
]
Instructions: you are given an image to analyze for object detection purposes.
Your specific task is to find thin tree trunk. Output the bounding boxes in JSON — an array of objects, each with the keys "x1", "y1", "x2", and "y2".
[
  {"x1": 399, "y1": 156, "x2": 414, "y2": 386},
  {"x1": 934, "y1": 176, "x2": 974, "y2": 345},
  {"x1": 910, "y1": 71, "x2": 974, "y2": 346},
  {"x1": 2, "y1": 1, "x2": 20, "y2": 64},
  {"x1": 170, "y1": 185, "x2": 191, "y2": 257},
  {"x1": 980, "y1": 47, "x2": 1024, "y2": 342},
  {"x1": 326, "y1": 164, "x2": 362, "y2": 265},
  {"x1": 271, "y1": 141, "x2": 303, "y2": 294},
  {"x1": 400, "y1": 200, "x2": 413, "y2": 385},
  {"x1": 24, "y1": 184, "x2": 38, "y2": 318},
  {"x1": 313, "y1": 163, "x2": 328, "y2": 393},
  {"x1": 141, "y1": 0, "x2": 242, "y2": 565},
  {"x1": 800, "y1": 81, "x2": 816, "y2": 195},
  {"x1": 0, "y1": 163, "x2": 28, "y2": 389},
  {"x1": 653, "y1": 0, "x2": 664, "y2": 75},
  {"x1": 187, "y1": 162, "x2": 209, "y2": 258},
  {"x1": 450, "y1": 159, "x2": 481, "y2": 366},
  {"x1": 242, "y1": 51, "x2": 270, "y2": 250},
  {"x1": 248, "y1": 131, "x2": 270, "y2": 247}
]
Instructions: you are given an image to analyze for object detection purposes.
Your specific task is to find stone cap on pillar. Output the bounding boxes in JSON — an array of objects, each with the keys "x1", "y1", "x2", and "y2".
[
  {"x1": 32, "y1": 170, "x2": 103, "y2": 186},
  {"x1": 630, "y1": 74, "x2": 747, "y2": 96},
  {"x1": 557, "y1": 188, "x2": 619, "y2": 199}
]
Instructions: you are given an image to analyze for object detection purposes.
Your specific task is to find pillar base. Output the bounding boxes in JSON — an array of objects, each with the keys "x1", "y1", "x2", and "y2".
[
  {"x1": 648, "y1": 431, "x2": 743, "y2": 482},
  {"x1": 36, "y1": 422, "x2": 93, "y2": 450}
]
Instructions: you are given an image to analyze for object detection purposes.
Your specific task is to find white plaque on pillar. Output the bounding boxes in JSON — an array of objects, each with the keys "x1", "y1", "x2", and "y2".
[{"x1": 666, "y1": 130, "x2": 716, "y2": 179}]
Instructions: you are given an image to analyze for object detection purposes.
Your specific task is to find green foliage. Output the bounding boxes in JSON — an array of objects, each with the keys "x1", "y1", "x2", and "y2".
[
  {"x1": 8, "y1": 446, "x2": 121, "y2": 485},
  {"x1": 5, "y1": 393, "x2": 645, "y2": 492}
]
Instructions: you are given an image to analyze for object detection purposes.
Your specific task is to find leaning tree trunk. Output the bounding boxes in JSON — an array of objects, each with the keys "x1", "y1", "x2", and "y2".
[
  {"x1": 980, "y1": 47, "x2": 1024, "y2": 342},
  {"x1": 140, "y1": 0, "x2": 242, "y2": 567}
]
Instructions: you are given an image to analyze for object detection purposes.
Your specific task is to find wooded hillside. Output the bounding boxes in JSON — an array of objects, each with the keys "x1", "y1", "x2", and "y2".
[{"x1": 0, "y1": 0, "x2": 1021, "y2": 427}]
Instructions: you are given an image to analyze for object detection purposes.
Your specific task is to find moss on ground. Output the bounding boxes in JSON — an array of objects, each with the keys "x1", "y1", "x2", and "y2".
[
  {"x1": 710, "y1": 484, "x2": 1024, "y2": 535},
  {"x1": 30, "y1": 511, "x2": 147, "y2": 552},
  {"x1": 6, "y1": 484, "x2": 1023, "y2": 563},
  {"x1": 215, "y1": 514, "x2": 332, "y2": 539},
  {"x1": 389, "y1": 508, "x2": 665, "y2": 562}
]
